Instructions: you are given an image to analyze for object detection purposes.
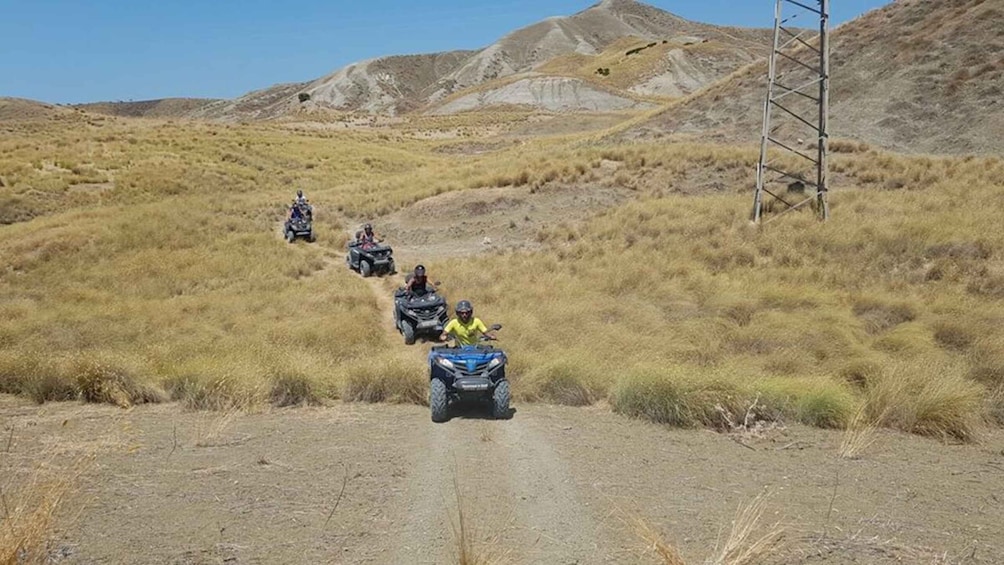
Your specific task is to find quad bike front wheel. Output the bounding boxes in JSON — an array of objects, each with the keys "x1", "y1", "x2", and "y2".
[
  {"x1": 430, "y1": 379, "x2": 448, "y2": 423},
  {"x1": 285, "y1": 230, "x2": 295, "y2": 243},
  {"x1": 492, "y1": 380, "x2": 511, "y2": 420},
  {"x1": 401, "y1": 321, "x2": 416, "y2": 345},
  {"x1": 360, "y1": 261, "x2": 372, "y2": 277}
]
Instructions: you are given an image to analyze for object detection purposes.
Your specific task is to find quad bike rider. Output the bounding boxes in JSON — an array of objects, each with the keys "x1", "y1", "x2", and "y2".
[
  {"x1": 427, "y1": 300, "x2": 509, "y2": 422},
  {"x1": 405, "y1": 264, "x2": 434, "y2": 297},
  {"x1": 346, "y1": 223, "x2": 395, "y2": 277},
  {"x1": 439, "y1": 300, "x2": 496, "y2": 346},
  {"x1": 294, "y1": 189, "x2": 312, "y2": 218},
  {"x1": 393, "y1": 264, "x2": 447, "y2": 345},
  {"x1": 356, "y1": 223, "x2": 379, "y2": 244}
]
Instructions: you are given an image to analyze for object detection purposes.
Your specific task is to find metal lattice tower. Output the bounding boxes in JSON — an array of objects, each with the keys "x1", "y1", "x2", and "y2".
[{"x1": 752, "y1": 0, "x2": 830, "y2": 223}]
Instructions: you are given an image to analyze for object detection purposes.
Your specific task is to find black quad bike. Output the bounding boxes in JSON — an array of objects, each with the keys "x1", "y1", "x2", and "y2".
[
  {"x1": 346, "y1": 241, "x2": 395, "y2": 277},
  {"x1": 393, "y1": 283, "x2": 448, "y2": 345},
  {"x1": 284, "y1": 215, "x2": 315, "y2": 243},
  {"x1": 426, "y1": 324, "x2": 509, "y2": 423}
]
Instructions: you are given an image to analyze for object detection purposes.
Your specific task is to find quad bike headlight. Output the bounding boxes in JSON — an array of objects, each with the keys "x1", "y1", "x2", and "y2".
[
  {"x1": 488, "y1": 357, "x2": 502, "y2": 368},
  {"x1": 435, "y1": 357, "x2": 454, "y2": 370}
]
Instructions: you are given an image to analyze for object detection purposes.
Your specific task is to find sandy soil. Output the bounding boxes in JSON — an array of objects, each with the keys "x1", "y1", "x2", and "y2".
[
  {"x1": 3, "y1": 396, "x2": 1003, "y2": 564},
  {"x1": 369, "y1": 181, "x2": 631, "y2": 264}
]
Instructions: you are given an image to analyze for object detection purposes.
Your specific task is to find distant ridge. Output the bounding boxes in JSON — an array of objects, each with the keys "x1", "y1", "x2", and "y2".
[{"x1": 193, "y1": 0, "x2": 773, "y2": 119}]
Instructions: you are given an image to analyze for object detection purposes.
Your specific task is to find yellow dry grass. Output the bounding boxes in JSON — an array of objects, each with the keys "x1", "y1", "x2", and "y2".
[
  {"x1": 432, "y1": 146, "x2": 1004, "y2": 440},
  {"x1": 447, "y1": 475, "x2": 510, "y2": 565},
  {"x1": 838, "y1": 404, "x2": 884, "y2": 459},
  {"x1": 632, "y1": 492, "x2": 783, "y2": 565},
  {"x1": 2, "y1": 109, "x2": 1003, "y2": 441},
  {"x1": 0, "y1": 453, "x2": 91, "y2": 565}
]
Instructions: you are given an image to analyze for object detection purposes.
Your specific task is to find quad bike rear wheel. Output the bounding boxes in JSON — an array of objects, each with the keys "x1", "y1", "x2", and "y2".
[{"x1": 430, "y1": 379, "x2": 448, "y2": 423}]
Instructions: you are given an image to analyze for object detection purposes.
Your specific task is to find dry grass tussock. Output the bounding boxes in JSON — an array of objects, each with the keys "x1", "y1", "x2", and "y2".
[
  {"x1": 633, "y1": 492, "x2": 783, "y2": 565},
  {"x1": 339, "y1": 354, "x2": 427, "y2": 405},
  {"x1": 838, "y1": 404, "x2": 885, "y2": 459},
  {"x1": 447, "y1": 475, "x2": 511, "y2": 565},
  {"x1": 863, "y1": 358, "x2": 986, "y2": 442},
  {"x1": 0, "y1": 453, "x2": 91, "y2": 565}
]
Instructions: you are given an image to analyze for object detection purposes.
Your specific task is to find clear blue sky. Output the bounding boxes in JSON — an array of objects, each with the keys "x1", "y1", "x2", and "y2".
[{"x1": 0, "y1": 0, "x2": 890, "y2": 104}]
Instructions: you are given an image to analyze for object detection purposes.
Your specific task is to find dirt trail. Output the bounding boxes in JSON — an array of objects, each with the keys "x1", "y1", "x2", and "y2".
[
  {"x1": 4, "y1": 398, "x2": 1003, "y2": 564},
  {"x1": 224, "y1": 206, "x2": 628, "y2": 563},
  {"x1": 360, "y1": 275, "x2": 403, "y2": 339},
  {"x1": 385, "y1": 409, "x2": 620, "y2": 565},
  {"x1": 344, "y1": 228, "x2": 621, "y2": 563}
]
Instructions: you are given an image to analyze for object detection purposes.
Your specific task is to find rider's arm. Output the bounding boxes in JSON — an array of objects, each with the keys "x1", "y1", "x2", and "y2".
[
  {"x1": 475, "y1": 318, "x2": 496, "y2": 341},
  {"x1": 440, "y1": 319, "x2": 457, "y2": 342}
]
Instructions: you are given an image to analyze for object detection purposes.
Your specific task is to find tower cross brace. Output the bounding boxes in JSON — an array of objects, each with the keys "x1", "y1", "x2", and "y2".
[{"x1": 752, "y1": 0, "x2": 830, "y2": 224}]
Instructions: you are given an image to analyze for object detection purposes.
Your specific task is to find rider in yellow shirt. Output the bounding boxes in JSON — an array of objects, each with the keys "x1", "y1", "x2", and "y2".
[{"x1": 440, "y1": 300, "x2": 497, "y2": 346}]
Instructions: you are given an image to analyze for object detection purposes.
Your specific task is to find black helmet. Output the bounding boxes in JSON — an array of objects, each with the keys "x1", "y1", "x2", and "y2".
[
  {"x1": 456, "y1": 300, "x2": 473, "y2": 322},
  {"x1": 364, "y1": 223, "x2": 373, "y2": 233},
  {"x1": 296, "y1": 189, "x2": 303, "y2": 197},
  {"x1": 415, "y1": 264, "x2": 426, "y2": 276}
]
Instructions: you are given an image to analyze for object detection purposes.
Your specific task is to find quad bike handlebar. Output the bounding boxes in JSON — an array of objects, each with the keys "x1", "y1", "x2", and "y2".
[{"x1": 440, "y1": 323, "x2": 503, "y2": 344}]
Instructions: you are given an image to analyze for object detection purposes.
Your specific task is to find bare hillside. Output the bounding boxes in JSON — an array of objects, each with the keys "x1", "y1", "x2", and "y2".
[
  {"x1": 623, "y1": 0, "x2": 1004, "y2": 155},
  {"x1": 303, "y1": 51, "x2": 478, "y2": 115},
  {"x1": 75, "y1": 98, "x2": 220, "y2": 119},
  {"x1": 0, "y1": 97, "x2": 76, "y2": 122},
  {"x1": 215, "y1": 0, "x2": 771, "y2": 118},
  {"x1": 189, "y1": 82, "x2": 311, "y2": 121}
]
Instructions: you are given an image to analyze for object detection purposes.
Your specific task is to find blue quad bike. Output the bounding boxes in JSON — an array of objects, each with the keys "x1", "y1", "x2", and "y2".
[{"x1": 427, "y1": 324, "x2": 509, "y2": 423}]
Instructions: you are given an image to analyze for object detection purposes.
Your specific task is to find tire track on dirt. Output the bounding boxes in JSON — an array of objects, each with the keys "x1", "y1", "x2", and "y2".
[
  {"x1": 335, "y1": 204, "x2": 622, "y2": 564},
  {"x1": 499, "y1": 417, "x2": 620, "y2": 564},
  {"x1": 384, "y1": 410, "x2": 623, "y2": 564}
]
